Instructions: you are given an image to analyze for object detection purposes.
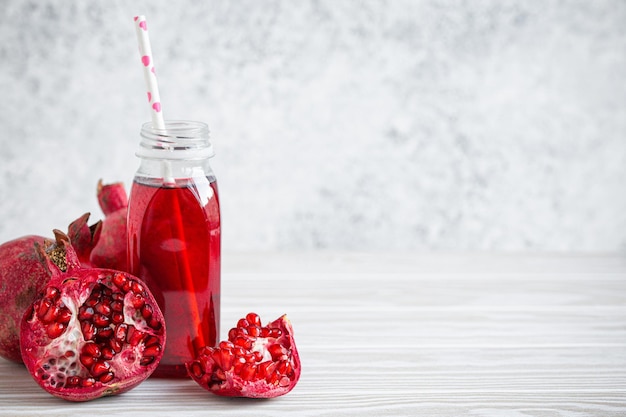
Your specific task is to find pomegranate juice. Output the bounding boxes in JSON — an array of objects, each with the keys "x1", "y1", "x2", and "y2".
[{"x1": 127, "y1": 177, "x2": 220, "y2": 377}]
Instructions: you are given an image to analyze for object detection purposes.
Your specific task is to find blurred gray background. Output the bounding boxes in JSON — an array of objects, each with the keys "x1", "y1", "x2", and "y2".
[{"x1": 1, "y1": 0, "x2": 625, "y2": 252}]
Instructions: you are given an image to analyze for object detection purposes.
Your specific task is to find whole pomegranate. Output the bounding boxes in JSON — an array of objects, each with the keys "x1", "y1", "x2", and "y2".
[
  {"x1": 187, "y1": 313, "x2": 300, "y2": 398},
  {"x1": 20, "y1": 230, "x2": 166, "y2": 401},
  {"x1": 90, "y1": 180, "x2": 128, "y2": 272},
  {"x1": 0, "y1": 213, "x2": 101, "y2": 363}
]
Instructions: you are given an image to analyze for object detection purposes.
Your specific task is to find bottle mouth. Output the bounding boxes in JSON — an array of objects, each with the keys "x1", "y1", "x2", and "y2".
[{"x1": 137, "y1": 120, "x2": 214, "y2": 160}]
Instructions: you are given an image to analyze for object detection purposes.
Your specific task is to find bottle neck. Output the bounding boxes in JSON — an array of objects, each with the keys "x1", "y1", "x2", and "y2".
[{"x1": 135, "y1": 120, "x2": 215, "y2": 183}]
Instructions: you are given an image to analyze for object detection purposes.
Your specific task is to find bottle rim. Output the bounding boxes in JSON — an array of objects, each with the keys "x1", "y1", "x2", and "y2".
[{"x1": 137, "y1": 120, "x2": 214, "y2": 160}]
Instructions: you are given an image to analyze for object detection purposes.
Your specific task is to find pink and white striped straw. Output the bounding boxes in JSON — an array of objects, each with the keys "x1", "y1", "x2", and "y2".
[{"x1": 134, "y1": 15, "x2": 165, "y2": 130}]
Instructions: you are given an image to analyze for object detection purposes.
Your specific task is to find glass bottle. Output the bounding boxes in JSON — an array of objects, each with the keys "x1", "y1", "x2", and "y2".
[{"x1": 127, "y1": 120, "x2": 220, "y2": 378}]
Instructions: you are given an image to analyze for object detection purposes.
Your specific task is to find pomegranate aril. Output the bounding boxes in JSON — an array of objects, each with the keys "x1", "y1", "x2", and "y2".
[
  {"x1": 81, "y1": 321, "x2": 96, "y2": 340},
  {"x1": 100, "y1": 347, "x2": 114, "y2": 360},
  {"x1": 269, "y1": 328, "x2": 282, "y2": 338},
  {"x1": 112, "y1": 273, "x2": 127, "y2": 290},
  {"x1": 111, "y1": 312, "x2": 124, "y2": 324},
  {"x1": 130, "y1": 293, "x2": 144, "y2": 309},
  {"x1": 92, "y1": 313, "x2": 110, "y2": 327},
  {"x1": 46, "y1": 322, "x2": 66, "y2": 339},
  {"x1": 142, "y1": 345, "x2": 161, "y2": 357},
  {"x1": 114, "y1": 324, "x2": 128, "y2": 341},
  {"x1": 140, "y1": 356, "x2": 155, "y2": 366},
  {"x1": 126, "y1": 327, "x2": 145, "y2": 346},
  {"x1": 147, "y1": 317, "x2": 162, "y2": 331},
  {"x1": 81, "y1": 377, "x2": 96, "y2": 387},
  {"x1": 240, "y1": 363, "x2": 257, "y2": 381},
  {"x1": 143, "y1": 335, "x2": 160, "y2": 347},
  {"x1": 80, "y1": 354, "x2": 95, "y2": 368},
  {"x1": 90, "y1": 361, "x2": 111, "y2": 378},
  {"x1": 246, "y1": 313, "x2": 261, "y2": 327},
  {"x1": 141, "y1": 304, "x2": 153, "y2": 319},
  {"x1": 188, "y1": 361, "x2": 204, "y2": 379},
  {"x1": 110, "y1": 300, "x2": 123, "y2": 312},
  {"x1": 94, "y1": 302, "x2": 112, "y2": 316},
  {"x1": 110, "y1": 339, "x2": 123, "y2": 353},
  {"x1": 78, "y1": 306, "x2": 95, "y2": 321},
  {"x1": 268, "y1": 344, "x2": 285, "y2": 360},
  {"x1": 42, "y1": 305, "x2": 62, "y2": 323},
  {"x1": 36, "y1": 299, "x2": 53, "y2": 321},
  {"x1": 247, "y1": 326, "x2": 260, "y2": 337},
  {"x1": 82, "y1": 342, "x2": 101, "y2": 358},
  {"x1": 99, "y1": 372, "x2": 114, "y2": 384},
  {"x1": 130, "y1": 281, "x2": 144, "y2": 294},
  {"x1": 96, "y1": 327, "x2": 113, "y2": 340},
  {"x1": 44, "y1": 287, "x2": 61, "y2": 301},
  {"x1": 237, "y1": 318, "x2": 249, "y2": 329},
  {"x1": 57, "y1": 308, "x2": 72, "y2": 325}
]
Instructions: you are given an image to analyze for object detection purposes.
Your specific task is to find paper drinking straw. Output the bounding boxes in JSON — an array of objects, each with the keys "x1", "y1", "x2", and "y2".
[
  {"x1": 134, "y1": 15, "x2": 165, "y2": 130},
  {"x1": 134, "y1": 15, "x2": 174, "y2": 183}
]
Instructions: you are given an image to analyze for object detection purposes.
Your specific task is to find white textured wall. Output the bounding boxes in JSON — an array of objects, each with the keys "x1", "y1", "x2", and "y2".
[{"x1": 1, "y1": 0, "x2": 625, "y2": 252}]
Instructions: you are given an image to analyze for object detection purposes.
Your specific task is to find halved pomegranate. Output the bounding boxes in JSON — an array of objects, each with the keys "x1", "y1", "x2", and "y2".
[
  {"x1": 187, "y1": 313, "x2": 301, "y2": 398},
  {"x1": 20, "y1": 230, "x2": 166, "y2": 401}
]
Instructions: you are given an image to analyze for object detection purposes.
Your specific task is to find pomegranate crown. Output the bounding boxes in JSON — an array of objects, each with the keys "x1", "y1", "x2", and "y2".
[{"x1": 36, "y1": 230, "x2": 82, "y2": 275}]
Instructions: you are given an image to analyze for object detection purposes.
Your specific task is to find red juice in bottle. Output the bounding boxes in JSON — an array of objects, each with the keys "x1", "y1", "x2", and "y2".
[{"x1": 127, "y1": 120, "x2": 220, "y2": 378}]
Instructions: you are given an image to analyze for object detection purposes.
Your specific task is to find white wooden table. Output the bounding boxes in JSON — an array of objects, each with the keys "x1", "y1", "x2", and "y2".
[{"x1": 1, "y1": 252, "x2": 625, "y2": 416}]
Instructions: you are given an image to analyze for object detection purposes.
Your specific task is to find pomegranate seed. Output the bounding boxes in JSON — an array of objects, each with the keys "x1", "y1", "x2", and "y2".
[
  {"x1": 131, "y1": 280, "x2": 144, "y2": 294},
  {"x1": 269, "y1": 328, "x2": 282, "y2": 338},
  {"x1": 115, "y1": 324, "x2": 129, "y2": 341},
  {"x1": 246, "y1": 313, "x2": 261, "y2": 327},
  {"x1": 237, "y1": 318, "x2": 249, "y2": 329},
  {"x1": 91, "y1": 361, "x2": 111, "y2": 377},
  {"x1": 96, "y1": 327, "x2": 113, "y2": 341},
  {"x1": 46, "y1": 322, "x2": 66, "y2": 339},
  {"x1": 143, "y1": 335, "x2": 160, "y2": 347},
  {"x1": 247, "y1": 326, "x2": 260, "y2": 337},
  {"x1": 130, "y1": 293, "x2": 145, "y2": 309},
  {"x1": 258, "y1": 361, "x2": 276, "y2": 379},
  {"x1": 81, "y1": 377, "x2": 96, "y2": 387},
  {"x1": 100, "y1": 347, "x2": 114, "y2": 360},
  {"x1": 127, "y1": 328, "x2": 146, "y2": 347},
  {"x1": 112, "y1": 273, "x2": 127, "y2": 290},
  {"x1": 81, "y1": 322, "x2": 96, "y2": 340},
  {"x1": 141, "y1": 304, "x2": 153, "y2": 319},
  {"x1": 80, "y1": 354, "x2": 95, "y2": 368},
  {"x1": 99, "y1": 372, "x2": 115, "y2": 383},
  {"x1": 66, "y1": 376, "x2": 80, "y2": 387},
  {"x1": 143, "y1": 345, "x2": 161, "y2": 357},
  {"x1": 140, "y1": 356, "x2": 155, "y2": 366},
  {"x1": 111, "y1": 312, "x2": 124, "y2": 324},
  {"x1": 110, "y1": 339, "x2": 123, "y2": 353},
  {"x1": 268, "y1": 344, "x2": 285, "y2": 360},
  {"x1": 57, "y1": 307, "x2": 72, "y2": 325},
  {"x1": 279, "y1": 376, "x2": 291, "y2": 387},
  {"x1": 93, "y1": 313, "x2": 111, "y2": 327},
  {"x1": 37, "y1": 299, "x2": 53, "y2": 321},
  {"x1": 78, "y1": 306, "x2": 95, "y2": 321},
  {"x1": 240, "y1": 363, "x2": 257, "y2": 381},
  {"x1": 189, "y1": 361, "x2": 203, "y2": 378},
  {"x1": 110, "y1": 300, "x2": 123, "y2": 312},
  {"x1": 44, "y1": 287, "x2": 61, "y2": 301},
  {"x1": 42, "y1": 305, "x2": 62, "y2": 323},
  {"x1": 94, "y1": 301, "x2": 112, "y2": 316},
  {"x1": 260, "y1": 327, "x2": 271, "y2": 337},
  {"x1": 82, "y1": 342, "x2": 101, "y2": 358}
]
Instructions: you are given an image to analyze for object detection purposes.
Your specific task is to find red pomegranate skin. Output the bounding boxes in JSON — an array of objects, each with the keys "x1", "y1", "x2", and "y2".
[
  {"x1": 0, "y1": 236, "x2": 48, "y2": 362},
  {"x1": 90, "y1": 180, "x2": 128, "y2": 272}
]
